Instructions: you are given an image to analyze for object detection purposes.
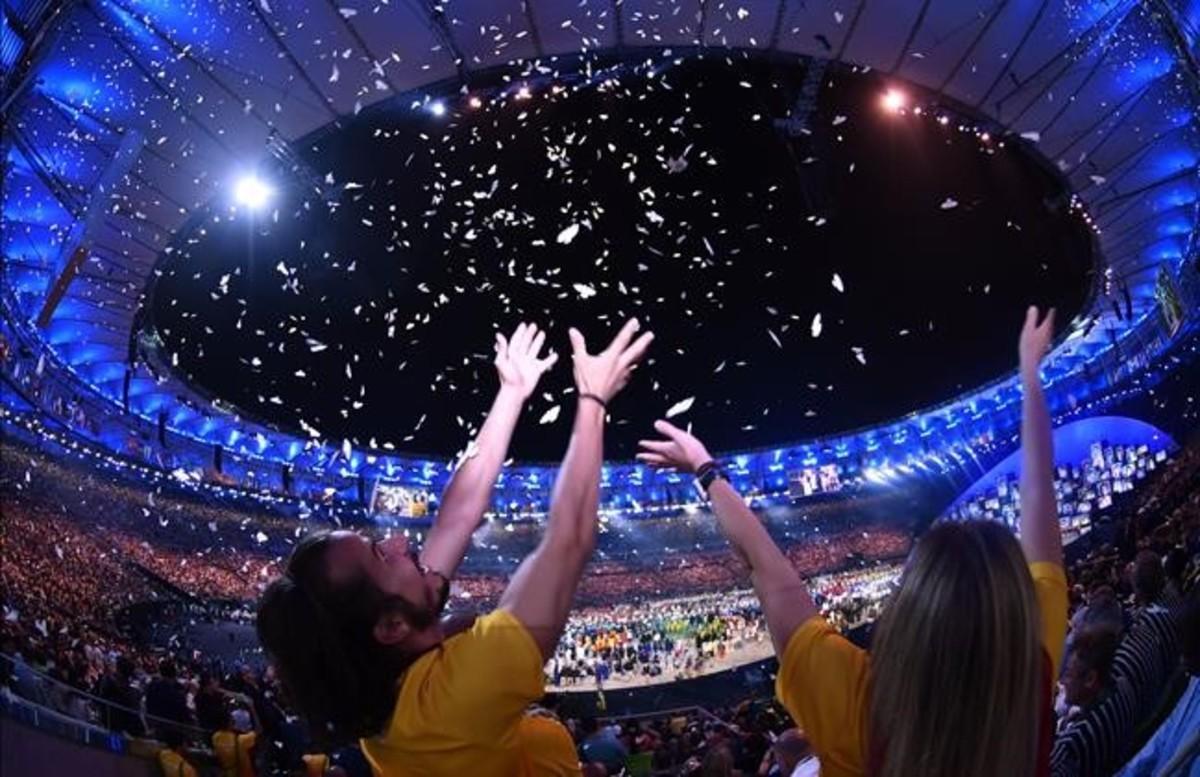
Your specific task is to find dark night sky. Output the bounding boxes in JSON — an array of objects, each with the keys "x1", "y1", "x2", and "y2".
[{"x1": 151, "y1": 57, "x2": 1093, "y2": 462}]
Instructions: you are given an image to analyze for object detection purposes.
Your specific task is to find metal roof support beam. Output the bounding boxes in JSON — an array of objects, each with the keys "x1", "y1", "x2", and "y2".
[
  {"x1": 1093, "y1": 167, "x2": 1197, "y2": 214},
  {"x1": 1103, "y1": 202, "x2": 1195, "y2": 246},
  {"x1": 8, "y1": 127, "x2": 83, "y2": 217},
  {"x1": 1, "y1": 0, "x2": 74, "y2": 115},
  {"x1": 521, "y1": 0, "x2": 545, "y2": 58},
  {"x1": 975, "y1": 0, "x2": 1050, "y2": 109},
  {"x1": 994, "y1": 0, "x2": 1133, "y2": 112},
  {"x1": 610, "y1": 0, "x2": 625, "y2": 47},
  {"x1": 39, "y1": 89, "x2": 214, "y2": 205},
  {"x1": 99, "y1": 0, "x2": 275, "y2": 131},
  {"x1": 1048, "y1": 81, "x2": 1152, "y2": 163},
  {"x1": 696, "y1": 0, "x2": 709, "y2": 45},
  {"x1": 1036, "y1": 46, "x2": 1113, "y2": 135},
  {"x1": 79, "y1": 8, "x2": 236, "y2": 157},
  {"x1": 890, "y1": 0, "x2": 934, "y2": 74},
  {"x1": 835, "y1": 0, "x2": 867, "y2": 61},
  {"x1": 1082, "y1": 123, "x2": 1188, "y2": 195},
  {"x1": 936, "y1": 1, "x2": 1010, "y2": 93},
  {"x1": 243, "y1": 0, "x2": 342, "y2": 121},
  {"x1": 320, "y1": 0, "x2": 401, "y2": 94},
  {"x1": 767, "y1": 0, "x2": 787, "y2": 51},
  {"x1": 414, "y1": 0, "x2": 467, "y2": 84}
]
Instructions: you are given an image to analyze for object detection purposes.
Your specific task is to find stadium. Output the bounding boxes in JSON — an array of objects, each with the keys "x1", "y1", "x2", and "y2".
[{"x1": 2, "y1": 0, "x2": 1199, "y2": 775}]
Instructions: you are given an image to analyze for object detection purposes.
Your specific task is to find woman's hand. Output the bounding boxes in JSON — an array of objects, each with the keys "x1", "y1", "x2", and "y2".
[
  {"x1": 636, "y1": 420, "x2": 713, "y2": 474},
  {"x1": 1018, "y1": 306, "x2": 1055, "y2": 380},
  {"x1": 494, "y1": 322, "x2": 558, "y2": 400}
]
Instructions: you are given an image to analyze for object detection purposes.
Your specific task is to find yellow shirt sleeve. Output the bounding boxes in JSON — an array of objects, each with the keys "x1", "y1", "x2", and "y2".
[
  {"x1": 365, "y1": 608, "x2": 546, "y2": 776},
  {"x1": 1029, "y1": 561, "x2": 1068, "y2": 678},
  {"x1": 775, "y1": 616, "x2": 870, "y2": 777}
]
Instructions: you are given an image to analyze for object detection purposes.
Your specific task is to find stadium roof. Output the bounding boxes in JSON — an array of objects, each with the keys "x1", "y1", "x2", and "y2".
[{"x1": 3, "y1": 0, "x2": 1198, "y2": 471}]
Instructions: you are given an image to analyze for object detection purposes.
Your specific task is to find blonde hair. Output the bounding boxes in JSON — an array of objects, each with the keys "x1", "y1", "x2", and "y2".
[{"x1": 867, "y1": 521, "x2": 1043, "y2": 777}]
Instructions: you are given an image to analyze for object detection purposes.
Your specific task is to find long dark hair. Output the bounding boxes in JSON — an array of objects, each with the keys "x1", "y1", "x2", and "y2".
[{"x1": 256, "y1": 532, "x2": 426, "y2": 744}]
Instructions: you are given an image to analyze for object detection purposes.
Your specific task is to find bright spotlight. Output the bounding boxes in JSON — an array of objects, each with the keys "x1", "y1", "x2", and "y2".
[
  {"x1": 234, "y1": 175, "x2": 272, "y2": 209},
  {"x1": 429, "y1": 100, "x2": 446, "y2": 117},
  {"x1": 881, "y1": 89, "x2": 907, "y2": 113},
  {"x1": 468, "y1": 95, "x2": 483, "y2": 109}
]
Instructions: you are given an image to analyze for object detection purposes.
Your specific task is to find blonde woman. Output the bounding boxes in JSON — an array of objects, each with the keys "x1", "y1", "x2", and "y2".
[{"x1": 638, "y1": 308, "x2": 1067, "y2": 777}]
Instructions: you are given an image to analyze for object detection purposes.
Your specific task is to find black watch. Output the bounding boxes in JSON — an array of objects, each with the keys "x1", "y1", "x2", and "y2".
[{"x1": 695, "y1": 461, "x2": 726, "y2": 494}]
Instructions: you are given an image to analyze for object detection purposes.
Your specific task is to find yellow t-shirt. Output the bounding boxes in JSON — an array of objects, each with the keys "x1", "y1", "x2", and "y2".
[
  {"x1": 158, "y1": 748, "x2": 198, "y2": 777},
  {"x1": 302, "y1": 753, "x2": 330, "y2": 777},
  {"x1": 212, "y1": 730, "x2": 257, "y2": 777},
  {"x1": 361, "y1": 608, "x2": 546, "y2": 776},
  {"x1": 519, "y1": 715, "x2": 584, "y2": 776},
  {"x1": 775, "y1": 561, "x2": 1068, "y2": 777}
]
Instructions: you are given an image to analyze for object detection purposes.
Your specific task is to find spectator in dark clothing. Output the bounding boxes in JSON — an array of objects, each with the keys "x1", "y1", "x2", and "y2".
[
  {"x1": 99, "y1": 656, "x2": 145, "y2": 737},
  {"x1": 195, "y1": 672, "x2": 228, "y2": 732},
  {"x1": 145, "y1": 659, "x2": 194, "y2": 735},
  {"x1": 580, "y1": 716, "x2": 628, "y2": 773}
]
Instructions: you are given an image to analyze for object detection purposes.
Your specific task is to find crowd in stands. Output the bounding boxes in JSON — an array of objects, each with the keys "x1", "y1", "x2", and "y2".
[
  {"x1": 1048, "y1": 443, "x2": 1200, "y2": 777},
  {"x1": 946, "y1": 441, "x2": 1171, "y2": 542},
  {"x1": 2, "y1": 419, "x2": 1197, "y2": 775}
]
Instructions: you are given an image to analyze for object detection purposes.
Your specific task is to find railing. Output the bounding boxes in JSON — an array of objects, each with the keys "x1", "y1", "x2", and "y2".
[
  {"x1": 1, "y1": 653, "x2": 213, "y2": 744},
  {"x1": 1, "y1": 686, "x2": 131, "y2": 755}
]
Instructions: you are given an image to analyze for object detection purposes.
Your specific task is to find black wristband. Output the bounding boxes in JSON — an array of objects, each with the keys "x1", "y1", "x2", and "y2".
[
  {"x1": 695, "y1": 461, "x2": 725, "y2": 492},
  {"x1": 578, "y1": 393, "x2": 608, "y2": 409}
]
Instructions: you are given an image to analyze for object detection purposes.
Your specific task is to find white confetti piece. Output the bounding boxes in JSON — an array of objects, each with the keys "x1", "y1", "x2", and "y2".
[
  {"x1": 810, "y1": 313, "x2": 823, "y2": 338},
  {"x1": 665, "y1": 396, "x2": 695, "y2": 418},
  {"x1": 556, "y1": 223, "x2": 580, "y2": 244},
  {"x1": 940, "y1": 198, "x2": 958, "y2": 210},
  {"x1": 538, "y1": 405, "x2": 562, "y2": 425},
  {"x1": 832, "y1": 274, "x2": 844, "y2": 293}
]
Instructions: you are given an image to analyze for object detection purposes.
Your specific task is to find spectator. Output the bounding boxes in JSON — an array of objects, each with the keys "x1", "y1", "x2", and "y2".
[
  {"x1": 158, "y1": 729, "x2": 199, "y2": 777},
  {"x1": 213, "y1": 705, "x2": 260, "y2": 777},
  {"x1": 255, "y1": 321, "x2": 651, "y2": 776},
  {"x1": 520, "y1": 704, "x2": 583, "y2": 777},
  {"x1": 638, "y1": 307, "x2": 1066, "y2": 777},
  {"x1": 579, "y1": 717, "x2": 629, "y2": 774},
  {"x1": 1161, "y1": 548, "x2": 1188, "y2": 616},
  {"x1": 145, "y1": 658, "x2": 194, "y2": 736},
  {"x1": 757, "y1": 728, "x2": 813, "y2": 777},
  {"x1": 98, "y1": 655, "x2": 145, "y2": 737},
  {"x1": 700, "y1": 744, "x2": 735, "y2": 776},
  {"x1": 1116, "y1": 586, "x2": 1200, "y2": 776},
  {"x1": 195, "y1": 672, "x2": 228, "y2": 732},
  {"x1": 1110, "y1": 552, "x2": 1179, "y2": 721}
]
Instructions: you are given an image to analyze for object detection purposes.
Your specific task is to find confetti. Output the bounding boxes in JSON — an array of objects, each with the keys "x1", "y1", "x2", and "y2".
[
  {"x1": 665, "y1": 397, "x2": 696, "y2": 418},
  {"x1": 556, "y1": 223, "x2": 581, "y2": 245}
]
